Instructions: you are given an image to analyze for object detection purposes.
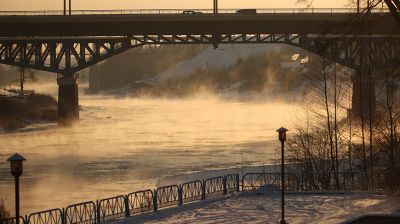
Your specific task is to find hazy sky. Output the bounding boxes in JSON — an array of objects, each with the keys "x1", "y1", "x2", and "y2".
[{"x1": 0, "y1": 0, "x2": 351, "y2": 11}]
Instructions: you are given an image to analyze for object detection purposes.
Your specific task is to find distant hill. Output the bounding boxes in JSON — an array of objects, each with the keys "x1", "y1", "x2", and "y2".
[
  {"x1": 128, "y1": 44, "x2": 310, "y2": 100},
  {"x1": 88, "y1": 45, "x2": 207, "y2": 93}
]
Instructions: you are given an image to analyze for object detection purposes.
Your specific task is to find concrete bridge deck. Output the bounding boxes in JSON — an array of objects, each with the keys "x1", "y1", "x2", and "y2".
[{"x1": 0, "y1": 13, "x2": 397, "y2": 37}]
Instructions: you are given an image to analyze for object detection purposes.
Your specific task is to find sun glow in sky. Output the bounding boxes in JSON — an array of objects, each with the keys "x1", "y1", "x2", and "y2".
[{"x1": 0, "y1": 0, "x2": 351, "y2": 11}]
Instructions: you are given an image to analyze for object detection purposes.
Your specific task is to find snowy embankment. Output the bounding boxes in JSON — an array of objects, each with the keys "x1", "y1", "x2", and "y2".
[
  {"x1": 147, "y1": 44, "x2": 283, "y2": 84},
  {"x1": 116, "y1": 192, "x2": 399, "y2": 224}
]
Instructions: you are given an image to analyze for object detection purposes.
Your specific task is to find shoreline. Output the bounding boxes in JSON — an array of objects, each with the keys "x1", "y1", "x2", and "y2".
[{"x1": 0, "y1": 93, "x2": 57, "y2": 131}]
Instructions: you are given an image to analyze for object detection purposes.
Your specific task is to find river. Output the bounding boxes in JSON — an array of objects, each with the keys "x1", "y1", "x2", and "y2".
[{"x1": 0, "y1": 85, "x2": 299, "y2": 215}]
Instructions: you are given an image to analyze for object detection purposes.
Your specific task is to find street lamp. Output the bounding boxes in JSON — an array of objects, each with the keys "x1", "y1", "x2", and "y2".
[
  {"x1": 277, "y1": 127, "x2": 288, "y2": 224},
  {"x1": 7, "y1": 153, "x2": 26, "y2": 224}
]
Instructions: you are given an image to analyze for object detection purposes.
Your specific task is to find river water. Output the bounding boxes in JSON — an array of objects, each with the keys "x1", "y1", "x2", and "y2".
[{"x1": 0, "y1": 85, "x2": 299, "y2": 215}]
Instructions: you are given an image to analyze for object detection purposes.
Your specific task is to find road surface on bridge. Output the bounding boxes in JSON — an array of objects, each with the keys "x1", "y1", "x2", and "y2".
[{"x1": 0, "y1": 13, "x2": 397, "y2": 37}]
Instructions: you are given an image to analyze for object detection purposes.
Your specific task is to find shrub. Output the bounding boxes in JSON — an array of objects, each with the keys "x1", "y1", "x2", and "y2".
[{"x1": 0, "y1": 200, "x2": 10, "y2": 221}]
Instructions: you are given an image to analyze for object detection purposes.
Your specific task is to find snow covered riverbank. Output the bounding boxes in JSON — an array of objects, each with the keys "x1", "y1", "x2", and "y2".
[{"x1": 116, "y1": 192, "x2": 399, "y2": 224}]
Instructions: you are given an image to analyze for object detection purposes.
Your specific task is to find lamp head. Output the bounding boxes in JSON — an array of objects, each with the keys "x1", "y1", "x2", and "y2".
[
  {"x1": 276, "y1": 127, "x2": 288, "y2": 142},
  {"x1": 7, "y1": 153, "x2": 26, "y2": 177}
]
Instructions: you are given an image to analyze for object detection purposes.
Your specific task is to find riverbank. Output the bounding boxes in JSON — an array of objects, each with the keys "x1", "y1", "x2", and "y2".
[{"x1": 0, "y1": 93, "x2": 57, "y2": 130}]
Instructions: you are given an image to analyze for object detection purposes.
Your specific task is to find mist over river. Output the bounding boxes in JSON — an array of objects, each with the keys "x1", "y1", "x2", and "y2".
[{"x1": 0, "y1": 86, "x2": 299, "y2": 214}]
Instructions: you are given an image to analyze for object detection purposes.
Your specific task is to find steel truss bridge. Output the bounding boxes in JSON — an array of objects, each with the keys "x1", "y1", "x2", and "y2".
[
  {"x1": 0, "y1": 34, "x2": 399, "y2": 75},
  {"x1": 0, "y1": 9, "x2": 398, "y2": 122}
]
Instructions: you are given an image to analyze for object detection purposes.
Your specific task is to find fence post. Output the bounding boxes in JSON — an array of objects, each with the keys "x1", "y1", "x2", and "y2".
[
  {"x1": 363, "y1": 174, "x2": 368, "y2": 191},
  {"x1": 201, "y1": 180, "x2": 206, "y2": 200},
  {"x1": 61, "y1": 208, "x2": 66, "y2": 224},
  {"x1": 178, "y1": 186, "x2": 183, "y2": 206},
  {"x1": 343, "y1": 173, "x2": 346, "y2": 190},
  {"x1": 124, "y1": 195, "x2": 130, "y2": 218},
  {"x1": 24, "y1": 215, "x2": 28, "y2": 224},
  {"x1": 153, "y1": 190, "x2": 158, "y2": 211},
  {"x1": 236, "y1": 174, "x2": 240, "y2": 192},
  {"x1": 96, "y1": 200, "x2": 100, "y2": 224},
  {"x1": 223, "y1": 177, "x2": 227, "y2": 195},
  {"x1": 241, "y1": 175, "x2": 245, "y2": 191}
]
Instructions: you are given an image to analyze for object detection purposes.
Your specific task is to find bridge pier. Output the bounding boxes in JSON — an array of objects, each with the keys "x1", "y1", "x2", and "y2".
[
  {"x1": 351, "y1": 69, "x2": 376, "y2": 119},
  {"x1": 57, "y1": 76, "x2": 79, "y2": 125}
]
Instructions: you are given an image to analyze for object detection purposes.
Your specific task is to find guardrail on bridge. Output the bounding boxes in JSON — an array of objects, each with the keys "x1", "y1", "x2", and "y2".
[{"x1": 0, "y1": 8, "x2": 390, "y2": 16}]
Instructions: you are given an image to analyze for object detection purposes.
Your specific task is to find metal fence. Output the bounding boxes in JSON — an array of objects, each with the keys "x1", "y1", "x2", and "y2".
[
  {"x1": 1, "y1": 174, "x2": 239, "y2": 224},
  {"x1": 155, "y1": 185, "x2": 180, "y2": 210},
  {"x1": 97, "y1": 196, "x2": 126, "y2": 223},
  {"x1": 204, "y1": 177, "x2": 226, "y2": 198},
  {"x1": 181, "y1": 180, "x2": 203, "y2": 203},
  {"x1": 1, "y1": 172, "x2": 367, "y2": 224},
  {"x1": 302, "y1": 171, "x2": 365, "y2": 191},
  {"x1": 225, "y1": 174, "x2": 240, "y2": 193},
  {"x1": 242, "y1": 173, "x2": 301, "y2": 191},
  {"x1": 126, "y1": 190, "x2": 153, "y2": 215},
  {"x1": 65, "y1": 201, "x2": 96, "y2": 224},
  {"x1": 0, "y1": 8, "x2": 390, "y2": 16},
  {"x1": 28, "y1": 209, "x2": 63, "y2": 224}
]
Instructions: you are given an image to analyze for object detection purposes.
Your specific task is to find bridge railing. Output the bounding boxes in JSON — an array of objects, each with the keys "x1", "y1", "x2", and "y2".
[{"x1": 0, "y1": 8, "x2": 389, "y2": 16}]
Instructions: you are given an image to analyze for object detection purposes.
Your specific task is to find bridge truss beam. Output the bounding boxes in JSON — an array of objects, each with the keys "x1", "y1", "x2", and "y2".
[{"x1": 0, "y1": 34, "x2": 398, "y2": 75}]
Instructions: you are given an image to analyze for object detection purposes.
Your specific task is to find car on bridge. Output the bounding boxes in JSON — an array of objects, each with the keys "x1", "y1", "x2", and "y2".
[
  {"x1": 182, "y1": 10, "x2": 203, "y2": 15},
  {"x1": 236, "y1": 9, "x2": 257, "y2": 14}
]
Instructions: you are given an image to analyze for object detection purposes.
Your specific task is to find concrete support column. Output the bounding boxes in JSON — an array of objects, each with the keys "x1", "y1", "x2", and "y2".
[
  {"x1": 351, "y1": 69, "x2": 376, "y2": 118},
  {"x1": 351, "y1": 39, "x2": 376, "y2": 119},
  {"x1": 57, "y1": 76, "x2": 79, "y2": 125}
]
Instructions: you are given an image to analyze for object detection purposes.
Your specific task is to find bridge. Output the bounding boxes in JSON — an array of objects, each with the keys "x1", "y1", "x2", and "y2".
[{"x1": 0, "y1": 9, "x2": 399, "y2": 124}]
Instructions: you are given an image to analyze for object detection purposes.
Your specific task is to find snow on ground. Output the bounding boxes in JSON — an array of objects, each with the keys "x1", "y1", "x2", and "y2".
[
  {"x1": 0, "y1": 89, "x2": 19, "y2": 97},
  {"x1": 116, "y1": 192, "x2": 399, "y2": 224}
]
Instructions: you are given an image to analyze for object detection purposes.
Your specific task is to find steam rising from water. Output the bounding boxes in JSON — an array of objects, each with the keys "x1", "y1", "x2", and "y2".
[{"x1": 0, "y1": 83, "x2": 300, "y2": 214}]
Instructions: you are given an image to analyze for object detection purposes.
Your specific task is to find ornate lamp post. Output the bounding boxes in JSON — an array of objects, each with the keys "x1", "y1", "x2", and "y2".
[
  {"x1": 277, "y1": 127, "x2": 288, "y2": 224},
  {"x1": 7, "y1": 153, "x2": 26, "y2": 224}
]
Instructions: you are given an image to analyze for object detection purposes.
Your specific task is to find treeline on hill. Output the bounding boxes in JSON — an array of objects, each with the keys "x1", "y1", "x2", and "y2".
[
  {"x1": 88, "y1": 45, "x2": 208, "y2": 92},
  {"x1": 0, "y1": 94, "x2": 57, "y2": 129},
  {"x1": 284, "y1": 1, "x2": 400, "y2": 192},
  {"x1": 129, "y1": 48, "x2": 310, "y2": 99}
]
